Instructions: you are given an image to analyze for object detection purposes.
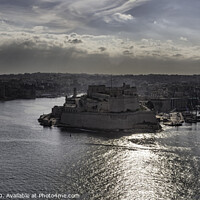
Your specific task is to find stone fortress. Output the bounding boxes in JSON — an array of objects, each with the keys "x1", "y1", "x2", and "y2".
[
  {"x1": 50, "y1": 83, "x2": 160, "y2": 131},
  {"x1": 64, "y1": 83, "x2": 139, "y2": 113}
]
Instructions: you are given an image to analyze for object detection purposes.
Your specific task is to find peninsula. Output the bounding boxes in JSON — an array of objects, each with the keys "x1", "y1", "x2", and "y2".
[{"x1": 39, "y1": 84, "x2": 160, "y2": 132}]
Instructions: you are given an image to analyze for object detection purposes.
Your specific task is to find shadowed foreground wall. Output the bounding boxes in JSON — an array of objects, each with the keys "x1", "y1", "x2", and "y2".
[{"x1": 60, "y1": 111, "x2": 158, "y2": 130}]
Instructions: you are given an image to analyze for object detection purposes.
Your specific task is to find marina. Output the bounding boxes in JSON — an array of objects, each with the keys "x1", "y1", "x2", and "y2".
[{"x1": 156, "y1": 108, "x2": 200, "y2": 127}]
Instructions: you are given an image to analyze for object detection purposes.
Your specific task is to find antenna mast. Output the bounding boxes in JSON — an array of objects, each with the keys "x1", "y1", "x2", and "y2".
[{"x1": 111, "y1": 75, "x2": 112, "y2": 88}]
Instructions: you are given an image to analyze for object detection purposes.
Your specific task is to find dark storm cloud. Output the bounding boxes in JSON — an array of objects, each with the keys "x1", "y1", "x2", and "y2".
[
  {"x1": 123, "y1": 50, "x2": 132, "y2": 55},
  {"x1": 0, "y1": 38, "x2": 199, "y2": 75},
  {"x1": 99, "y1": 47, "x2": 106, "y2": 52},
  {"x1": 173, "y1": 54, "x2": 182, "y2": 57},
  {"x1": 68, "y1": 39, "x2": 83, "y2": 44},
  {"x1": 0, "y1": 0, "x2": 200, "y2": 74},
  {"x1": 0, "y1": 40, "x2": 86, "y2": 74}
]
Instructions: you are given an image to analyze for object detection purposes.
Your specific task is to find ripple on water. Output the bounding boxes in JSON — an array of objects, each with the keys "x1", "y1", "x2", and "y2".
[{"x1": 0, "y1": 99, "x2": 200, "y2": 199}]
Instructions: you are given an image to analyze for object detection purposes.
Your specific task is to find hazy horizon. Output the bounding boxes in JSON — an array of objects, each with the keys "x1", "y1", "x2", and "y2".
[
  {"x1": 0, "y1": 0, "x2": 199, "y2": 74},
  {"x1": 0, "y1": 72, "x2": 200, "y2": 76}
]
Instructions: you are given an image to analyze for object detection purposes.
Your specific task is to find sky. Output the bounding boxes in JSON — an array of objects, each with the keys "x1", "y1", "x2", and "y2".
[{"x1": 0, "y1": 0, "x2": 199, "y2": 74}]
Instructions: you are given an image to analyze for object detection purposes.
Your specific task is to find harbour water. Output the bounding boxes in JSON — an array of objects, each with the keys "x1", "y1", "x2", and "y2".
[{"x1": 0, "y1": 98, "x2": 200, "y2": 200}]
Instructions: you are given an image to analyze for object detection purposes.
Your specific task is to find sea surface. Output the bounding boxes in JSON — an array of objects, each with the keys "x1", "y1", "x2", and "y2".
[{"x1": 0, "y1": 98, "x2": 200, "y2": 200}]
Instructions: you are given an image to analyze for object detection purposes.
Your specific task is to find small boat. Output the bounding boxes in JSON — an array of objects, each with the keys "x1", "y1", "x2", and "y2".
[{"x1": 38, "y1": 113, "x2": 53, "y2": 127}]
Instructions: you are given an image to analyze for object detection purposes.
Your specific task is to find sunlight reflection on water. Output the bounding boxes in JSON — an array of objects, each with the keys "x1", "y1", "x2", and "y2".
[{"x1": 0, "y1": 98, "x2": 200, "y2": 199}]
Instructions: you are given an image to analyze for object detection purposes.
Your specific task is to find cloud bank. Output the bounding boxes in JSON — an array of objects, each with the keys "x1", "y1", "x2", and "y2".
[{"x1": 0, "y1": 0, "x2": 199, "y2": 74}]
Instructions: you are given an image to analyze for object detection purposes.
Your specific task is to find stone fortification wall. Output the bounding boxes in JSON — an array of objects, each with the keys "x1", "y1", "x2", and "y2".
[
  {"x1": 60, "y1": 111, "x2": 158, "y2": 130},
  {"x1": 87, "y1": 85, "x2": 106, "y2": 97},
  {"x1": 109, "y1": 96, "x2": 139, "y2": 112},
  {"x1": 84, "y1": 96, "x2": 139, "y2": 113}
]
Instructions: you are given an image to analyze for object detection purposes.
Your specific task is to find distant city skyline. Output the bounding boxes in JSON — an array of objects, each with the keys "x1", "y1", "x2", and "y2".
[{"x1": 0, "y1": 0, "x2": 199, "y2": 74}]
